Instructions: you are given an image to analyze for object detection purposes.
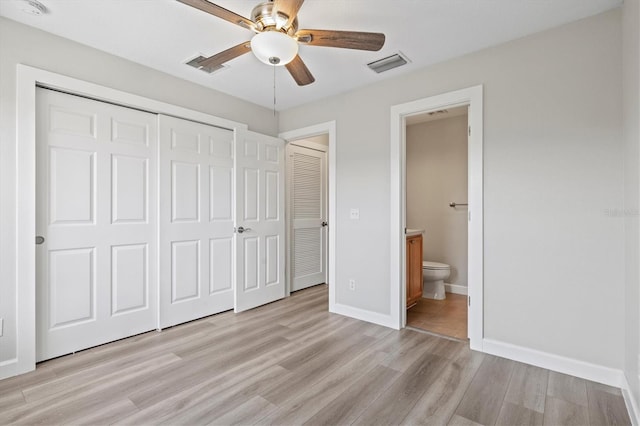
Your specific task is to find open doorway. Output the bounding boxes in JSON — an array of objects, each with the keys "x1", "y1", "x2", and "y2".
[
  {"x1": 404, "y1": 106, "x2": 469, "y2": 340},
  {"x1": 390, "y1": 86, "x2": 483, "y2": 350}
]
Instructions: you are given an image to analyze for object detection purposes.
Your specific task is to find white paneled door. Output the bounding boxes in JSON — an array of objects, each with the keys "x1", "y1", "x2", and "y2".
[
  {"x1": 235, "y1": 130, "x2": 286, "y2": 312},
  {"x1": 36, "y1": 88, "x2": 157, "y2": 361},
  {"x1": 159, "y1": 115, "x2": 235, "y2": 328},
  {"x1": 288, "y1": 143, "x2": 327, "y2": 291}
]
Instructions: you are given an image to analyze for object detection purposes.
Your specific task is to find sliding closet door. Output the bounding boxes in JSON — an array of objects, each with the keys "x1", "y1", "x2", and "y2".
[
  {"x1": 36, "y1": 88, "x2": 158, "y2": 361},
  {"x1": 234, "y1": 130, "x2": 286, "y2": 312},
  {"x1": 159, "y1": 115, "x2": 235, "y2": 328}
]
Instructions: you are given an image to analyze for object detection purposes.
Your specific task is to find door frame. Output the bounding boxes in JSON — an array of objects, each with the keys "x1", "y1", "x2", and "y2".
[
  {"x1": 285, "y1": 138, "x2": 328, "y2": 295},
  {"x1": 11, "y1": 64, "x2": 247, "y2": 379},
  {"x1": 390, "y1": 85, "x2": 484, "y2": 351},
  {"x1": 279, "y1": 122, "x2": 336, "y2": 304}
]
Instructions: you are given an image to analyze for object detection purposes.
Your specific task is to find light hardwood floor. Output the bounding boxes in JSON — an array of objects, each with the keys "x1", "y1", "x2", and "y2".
[
  {"x1": 407, "y1": 294, "x2": 468, "y2": 339},
  {"x1": 0, "y1": 285, "x2": 630, "y2": 425}
]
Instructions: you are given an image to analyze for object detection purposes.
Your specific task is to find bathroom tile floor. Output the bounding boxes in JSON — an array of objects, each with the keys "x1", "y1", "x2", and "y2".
[{"x1": 407, "y1": 293, "x2": 468, "y2": 339}]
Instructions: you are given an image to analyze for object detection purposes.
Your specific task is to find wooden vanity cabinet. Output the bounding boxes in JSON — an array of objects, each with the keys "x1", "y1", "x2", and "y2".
[{"x1": 406, "y1": 234, "x2": 423, "y2": 308}]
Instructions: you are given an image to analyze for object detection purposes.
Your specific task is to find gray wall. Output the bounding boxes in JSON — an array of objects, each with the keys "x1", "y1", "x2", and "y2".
[
  {"x1": 280, "y1": 9, "x2": 624, "y2": 369},
  {"x1": 0, "y1": 17, "x2": 277, "y2": 364},
  {"x1": 406, "y1": 115, "x2": 468, "y2": 288},
  {"x1": 623, "y1": 0, "x2": 640, "y2": 411}
]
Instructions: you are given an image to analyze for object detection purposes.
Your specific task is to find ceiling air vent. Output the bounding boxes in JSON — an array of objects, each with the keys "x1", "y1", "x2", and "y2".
[
  {"x1": 186, "y1": 56, "x2": 227, "y2": 74},
  {"x1": 367, "y1": 52, "x2": 410, "y2": 74}
]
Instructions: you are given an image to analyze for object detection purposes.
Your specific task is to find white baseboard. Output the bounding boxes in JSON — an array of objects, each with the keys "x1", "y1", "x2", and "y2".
[
  {"x1": 445, "y1": 283, "x2": 468, "y2": 295},
  {"x1": 331, "y1": 303, "x2": 399, "y2": 330},
  {"x1": 623, "y1": 376, "x2": 640, "y2": 426},
  {"x1": 483, "y1": 338, "x2": 624, "y2": 388}
]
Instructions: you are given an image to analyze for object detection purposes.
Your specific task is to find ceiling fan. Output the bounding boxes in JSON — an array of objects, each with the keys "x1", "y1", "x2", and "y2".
[{"x1": 178, "y1": 0, "x2": 386, "y2": 86}]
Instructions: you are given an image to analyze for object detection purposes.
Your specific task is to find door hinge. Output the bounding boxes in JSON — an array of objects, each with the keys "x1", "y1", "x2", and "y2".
[
  {"x1": 468, "y1": 211, "x2": 471, "y2": 222},
  {"x1": 468, "y1": 296, "x2": 471, "y2": 307},
  {"x1": 468, "y1": 126, "x2": 471, "y2": 136}
]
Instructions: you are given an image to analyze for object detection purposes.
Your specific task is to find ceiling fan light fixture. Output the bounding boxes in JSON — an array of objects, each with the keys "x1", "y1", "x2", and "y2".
[{"x1": 251, "y1": 31, "x2": 298, "y2": 66}]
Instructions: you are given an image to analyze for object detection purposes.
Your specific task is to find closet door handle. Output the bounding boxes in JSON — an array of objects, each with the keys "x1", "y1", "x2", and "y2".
[
  {"x1": 321, "y1": 221, "x2": 328, "y2": 227},
  {"x1": 236, "y1": 226, "x2": 252, "y2": 234}
]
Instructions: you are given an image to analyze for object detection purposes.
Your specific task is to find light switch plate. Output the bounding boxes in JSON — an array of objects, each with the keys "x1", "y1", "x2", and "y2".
[{"x1": 350, "y1": 208, "x2": 360, "y2": 219}]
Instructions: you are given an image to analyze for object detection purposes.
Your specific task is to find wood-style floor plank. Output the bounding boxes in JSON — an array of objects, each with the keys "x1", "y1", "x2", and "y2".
[
  {"x1": 547, "y1": 371, "x2": 589, "y2": 407},
  {"x1": 543, "y1": 396, "x2": 590, "y2": 426},
  {"x1": 503, "y1": 362, "x2": 548, "y2": 413},
  {"x1": 302, "y1": 365, "x2": 401, "y2": 426},
  {"x1": 495, "y1": 401, "x2": 544, "y2": 426},
  {"x1": 353, "y1": 350, "x2": 449, "y2": 425},
  {"x1": 399, "y1": 343, "x2": 485, "y2": 426},
  {"x1": 257, "y1": 350, "x2": 389, "y2": 425},
  {"x1": 586, "y1": 381, "x2": 632, "y2": 425},
  {"x1": 447, "y1": 414, "x2": 484, "y2": 426},
  {"x1": 0, "y1": 391, "x2": 26, "y2": 412},
  {"x1": 1, "y1": 353, "x2": 181, "y2": 424},
  {"x1": 0, "y1": 285, "x2": 631, "y2": 426},
  {"x1": 454, "y1": 354, "x2": 516, "y2": 425}
]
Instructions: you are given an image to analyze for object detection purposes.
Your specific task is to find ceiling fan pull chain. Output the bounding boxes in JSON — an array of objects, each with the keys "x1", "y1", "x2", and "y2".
[{"x1": 273, "y1": 64, "x2": 277, "y2": 116}]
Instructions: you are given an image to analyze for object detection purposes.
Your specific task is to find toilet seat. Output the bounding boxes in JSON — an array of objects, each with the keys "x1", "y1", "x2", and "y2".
[{"x1": 422, "y1": 261, "x2": 449, "y2": 270}]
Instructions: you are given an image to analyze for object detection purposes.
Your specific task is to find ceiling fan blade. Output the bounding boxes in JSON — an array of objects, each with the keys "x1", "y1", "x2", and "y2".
[
  {"x1": 177, "y1": 0, "x2": 256, "y2": 31},
  {"x1": 296, "y1": 29, "x2": 385, "y2": 51},
  {"x1": 273, "y1": 0, "x2": 305, "y2": 27},
  {"x1": 285, "y1": 55, "x2": 315, "y2": 86},
  {"x1": 198, "y1": 41, "x2": 252, "y2": 69}
]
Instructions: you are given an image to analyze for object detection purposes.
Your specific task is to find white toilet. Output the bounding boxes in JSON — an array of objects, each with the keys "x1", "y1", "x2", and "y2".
[{"x1": 422, "y1": 261, "x2": 451, "y2": 300}]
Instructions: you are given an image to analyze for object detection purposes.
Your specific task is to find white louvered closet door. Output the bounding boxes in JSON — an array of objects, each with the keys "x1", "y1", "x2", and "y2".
[{"x1": 288, "y1": 144, "x2": 327, "y2": 291}]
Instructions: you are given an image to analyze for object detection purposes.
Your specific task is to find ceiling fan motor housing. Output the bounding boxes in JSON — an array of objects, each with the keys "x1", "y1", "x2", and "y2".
[{"x1": 251, "y1": 2, "x2": 298, "y2": 35}]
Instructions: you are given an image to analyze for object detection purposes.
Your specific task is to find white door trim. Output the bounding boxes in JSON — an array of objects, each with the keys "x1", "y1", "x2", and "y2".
[
  {"x1": 390, "y1": 85, "x2": 484, "y2": 350},
  {"x1": 11, "y1": 64, "x2": 247, "y2": 380},
  {"x1": 279, "y1": 122, "x2": 336, "y2": 307}
]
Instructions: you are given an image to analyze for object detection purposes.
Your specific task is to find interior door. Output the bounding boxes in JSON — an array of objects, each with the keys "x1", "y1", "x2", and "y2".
[
  {"x1": 36, "y1": 88, "x2": 157, "y2": 361},
  {"x1": 234, "y1": 130, "x2": 286, "y2": 312},
  {"x1": 288, "y1": 143, "x2": 327, "y2": 291},
  {"x1": 159, "y1": 115, "x2": 235, "y2": 328}
]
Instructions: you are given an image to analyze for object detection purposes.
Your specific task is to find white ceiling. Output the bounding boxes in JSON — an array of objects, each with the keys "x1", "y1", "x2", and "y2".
[{"x1": 0, "y1": 0, "x2": 621, "y2": 111}]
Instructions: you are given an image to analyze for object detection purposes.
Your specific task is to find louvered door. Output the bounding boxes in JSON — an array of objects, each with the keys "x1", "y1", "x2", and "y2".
[{"x1": 288, "y1": 144, "x2": 327, "y2": 291}]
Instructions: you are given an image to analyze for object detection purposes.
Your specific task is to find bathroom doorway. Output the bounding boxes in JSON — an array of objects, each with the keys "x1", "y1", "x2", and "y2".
[
  {"x1": 390, "y1": 86, "x2": 483, "y2": 350},
  {"x1": 405, "y1": 106, "x2": 469, "y2": 339}
]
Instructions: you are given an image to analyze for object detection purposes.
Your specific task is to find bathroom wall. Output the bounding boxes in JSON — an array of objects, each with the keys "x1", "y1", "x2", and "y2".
[{"x1": 406, "y1": 114, "x2": 469, "y2": 291}]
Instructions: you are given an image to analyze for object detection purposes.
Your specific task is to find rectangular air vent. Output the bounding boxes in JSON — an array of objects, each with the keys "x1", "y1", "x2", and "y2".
[
  {"x1": 186, "y1": 56, "x2": 226, "y2": 74},
  {"x1": 367, "y1": 52, "x2": 410, "y2": 74}
]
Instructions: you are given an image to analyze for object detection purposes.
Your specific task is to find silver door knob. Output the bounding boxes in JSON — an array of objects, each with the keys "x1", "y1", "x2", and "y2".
[
  {"x1": 35, "y1": 236, "x2": 45, "y2": 245},
  {"x1": 236, "y1": 226, "x2": 252, "y2": 234},
  {"x1": 321, "y1": 221, "x2": 328, "y2": 227}
]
